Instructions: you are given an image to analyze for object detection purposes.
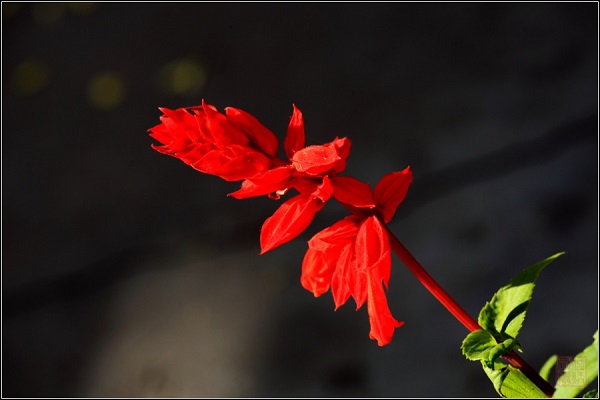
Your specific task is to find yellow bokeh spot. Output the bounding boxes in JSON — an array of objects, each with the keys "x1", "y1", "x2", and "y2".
[
  {"x1": 12, "y1": 59, "x2": 50, "y2": 96},
  {"x1": 156, "y1": 57, "x2": 207, "y2": 96},
  {"x1": 87, "y1": 73, "x2": 125, "y2": 110}
]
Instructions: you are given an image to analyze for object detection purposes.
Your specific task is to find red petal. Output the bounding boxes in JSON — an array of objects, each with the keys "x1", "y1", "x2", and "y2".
[
  {"x1": 348, "y1": 256, "x2": 367, "y2": 310},
  {"x1": 149, "y1": 107, "x2": 209, "y2": 158},
  {"x1": 150, "y1": 104, "x2": 275, "y2": 182},
  {"x1": 228, "y1": 179, "x2": 262, "y2": 199},
  {"x1": 332, "y1": 176, "x2": 375, "y2": 209},
  {"x1": 367, "y1": 270, "x2": 404, "y2": 346},
  {"x1": 260, "y1": 194, "x2": 324, "y2": 254},
  {"x1": 310, "y1": 216, "x2": 360, "y2": 247},
  {"x1": 225, "y1": 107, "x2": 279, "y2": 158},
  {"x1": 151, "y1": 106, "x2": 205, "y2": 143},
  {"x1": 301, "y1": 239, "x2": 345, "y2": 298},
  {"x1": 291, "y1": 145, "x2": 340, "y2": 175},
  {"x1": 357, "y1": 216, "x2": 392, "y2": 285},
  {"x1": 199, "y1": 100, "x2": 249, "y2": 147},
  {"x1": 228, "y1": 166, "x2": 293, "y2": 199},
  {"x1": 284, "y1": 104, "x2": 305, "y2": 160},
  {"x1": 349, "y1": 216, "x2": 390, "y2": 309},
  {"x1": 301, "y1": 247, "x2": 334, "y2": 297},
  {"x1": 331, "y1": 243, "x2": 353, "y2": 309},
  {"x1": 374, "y1": 167, "x2": 413, "y2": 223},
  {"x1": 301, "y1": 217, "x2": 359, "y2": 297},
  {"x1": 299, "y1": 215, "x2": 361, "y2": 309},
  {"x1": 324, "y1": 137, "x2": 352, "y2": 173},
  {"x1": 191, "y1": 144, "x2": 272, "y2": 181},
  {"x1": 167, "y1": 142, "x2": 215, "y2": 166},
  {"x1": 291, "y1": 176, "x2": 320, "y2": 195},
  {"x1": 312, "y1": 175, "x2": 334, "y2": 203}
]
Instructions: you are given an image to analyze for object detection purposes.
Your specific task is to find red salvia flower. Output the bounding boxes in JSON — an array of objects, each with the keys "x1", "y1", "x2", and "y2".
[
  {"x1": 150, "y1": 100, "x2": 353, "y2": 254},
  {"x1": 301, "y1": 167, "x2": 413, "y2": 346},
  {"x1": 229, "y1": 105, "x2": 352, "y2": 254},
  {"x1": 149, "y1": 100, "x2": 281, "y2": 181},
  {"x1": 149, "y1": 100, "x2": 413, "y2": 346}
]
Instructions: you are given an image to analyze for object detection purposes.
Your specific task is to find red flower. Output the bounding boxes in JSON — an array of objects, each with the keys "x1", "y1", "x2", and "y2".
[
  {"x1": 149, "y1": 100, "x2": 280, "y2": 181},
  {"x1": 149, "y1": 100, "x2": 414, "y2": 346},
  {"x1": 150, "y1": 100, "x2": 352, "y2": 254},
  {"x1": 229, "y1": 105, "x2": 352, "y2": 254},
  {"x1": 301, "y1": 167, "x2": 413, "y2": 346}
]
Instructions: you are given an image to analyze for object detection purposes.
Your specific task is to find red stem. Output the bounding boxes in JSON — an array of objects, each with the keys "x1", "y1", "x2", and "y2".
[{"x1": 385, "y1": 226, "x2": 555, "y2": 397}]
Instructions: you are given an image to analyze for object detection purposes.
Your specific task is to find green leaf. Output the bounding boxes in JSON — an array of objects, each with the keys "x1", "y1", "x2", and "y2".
[
  {"x1": 488, "y1": 338, "x2": 520, "y2": 367},
  {"x1": 478, "y1": 252, "x2": 564, "y2": 339},
  {"x1": 539, "y1": 354, "x2": 558, "y2": 382},
  {"x1": 553, "y1": 330, "x2": 599, "y2": 398},
  {"x1": 482, "y1": 361, "x2": 510, "y2": 397},
  {"x1": 482, "y1": 361, "x2": 547, "y2": 398},
  {"x1": 462, "y1": 330, "x2": 521, "y2": 369},
  {"x1": 462, "y1": 329, "x2": 498, "y2": 361},
  {"x1": 582, "y1": 389, "x2": 598, "y2": 398},
  {"x1": 501, "y1": 366, "x2": 549, "y2": 398}
]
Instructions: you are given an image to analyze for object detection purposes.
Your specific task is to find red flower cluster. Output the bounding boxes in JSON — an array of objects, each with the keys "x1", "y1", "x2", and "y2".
[
  {"x1": 149, "y1": 100, "x2": 413, "y2": 346},
  {"x1": 301, "y1": 169, "x2": 412, "y2": 345}
]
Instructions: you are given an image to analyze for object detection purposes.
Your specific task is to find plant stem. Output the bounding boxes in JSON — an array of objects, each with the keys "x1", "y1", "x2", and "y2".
[{"x1": 385, "y1": 227, "x2": 555, "y2": 397}]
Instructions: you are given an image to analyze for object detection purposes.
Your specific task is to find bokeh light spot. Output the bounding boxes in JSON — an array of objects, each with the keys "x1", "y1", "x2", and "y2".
[
  {"x1": 87, "y1": 73, "x2": 126, "y2": 110},
  {"x1": 156, "y1": 57, "x2": 207, "y2": 96},
  {"x1": 11, "y1": 59, "x2": 50, "y2": 96}
]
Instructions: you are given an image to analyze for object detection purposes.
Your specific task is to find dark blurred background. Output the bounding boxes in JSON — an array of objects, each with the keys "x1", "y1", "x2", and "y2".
[{"x1": 2, "y1": 2, "x2": 598, "y2": 397}]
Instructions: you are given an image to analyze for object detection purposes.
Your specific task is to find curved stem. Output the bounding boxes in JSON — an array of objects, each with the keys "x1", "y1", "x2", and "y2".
[{"x1": 385, "y1": 226, "x2": 555, "y2": 397}]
